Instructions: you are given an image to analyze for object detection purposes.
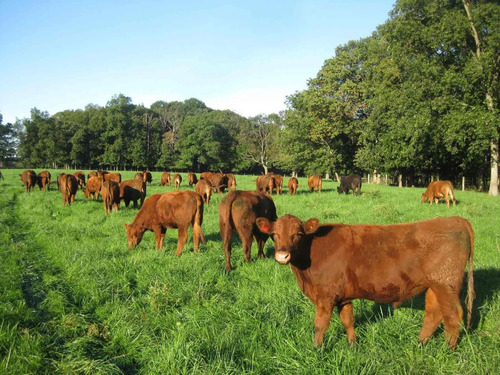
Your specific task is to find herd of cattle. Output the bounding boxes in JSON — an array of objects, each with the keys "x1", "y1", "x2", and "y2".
[{"x1": 16, "y1": 169, "x2": 472, "y2": 350}]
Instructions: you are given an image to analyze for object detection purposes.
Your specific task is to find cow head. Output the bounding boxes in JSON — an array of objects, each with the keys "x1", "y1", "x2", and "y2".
[
  {"x1": 421, "y1": 192, "x2": 429, "y2": 203},
  {"x1": 256, "y1": 214, "x2": 320, "y2": 265},
  {"x1": 123, "y1": 223, "x2": 145, "y2": 249}
]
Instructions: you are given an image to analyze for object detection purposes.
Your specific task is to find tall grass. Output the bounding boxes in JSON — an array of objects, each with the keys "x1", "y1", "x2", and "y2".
[{"x1": 1, "y1": 169, "x2": 499, "y2": 374}]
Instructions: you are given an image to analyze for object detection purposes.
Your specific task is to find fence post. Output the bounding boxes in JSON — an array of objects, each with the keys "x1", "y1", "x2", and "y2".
[
  {"x1": 462, "y1": 176, "x2": 465, "y2": 191},
  {"x1": 368, "y1": 174, "x2": 370, "y2": 184}
]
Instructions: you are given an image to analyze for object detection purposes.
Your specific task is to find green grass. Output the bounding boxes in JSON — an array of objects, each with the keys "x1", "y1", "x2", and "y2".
[{"x1": 1, "y1": 169, "x2": 499, "y2": 374}]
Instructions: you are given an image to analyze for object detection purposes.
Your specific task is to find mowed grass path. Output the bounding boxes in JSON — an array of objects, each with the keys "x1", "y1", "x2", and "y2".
[{"x1": 1, "y1": 169, "x2": 499, "y2": 374}]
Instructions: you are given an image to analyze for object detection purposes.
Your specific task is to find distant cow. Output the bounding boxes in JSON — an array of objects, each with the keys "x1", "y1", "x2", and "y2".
[
  {"x1": 307, "y1": 175, "x2": 322, "y2": 192},
  {"x1": 271, "y1": 174, "x2": 283, "y2": 194},
  {"x1": 120, "y1": 179, "x2": 146, "y2": 208},
  {"x1": 256, "y1": 214, "x2": 474, "y2": 350},
  {"x1": 188, "y1": 172, "x2": 198, "y2": 187},
  {"x1": 20, "y1": 170, "x2": 37, "y2": 192},
  {"x1": 218, "y1": 190, "x2": 277, "y2": 271},
  {"x1": 195, "y1": 179, "x2": 213, "y2": 208},
  {"x1": 85, "y1": 176, "x2": 102, "y2": 200},
  {"x1": 135, "y1": 171, "x2": 151, "y2": 184},
  {"x1": 173, "y1": 173, "x2": 182, "y2": 190},
  {"x1": 37, "y1": 170, "x2": 51, "y2": 191},
  {"x1": 59, "y1": 173, "x2": 78, "y2": 206},
  {"x1": 256, "y1": 174, "x2": 276, "y2": 195},
  {"x1": 288, "y1": 177, "x2": 299, "y2": 195},
  {"x1": 201, "y1": 172, "x2": 228, "y2": 193},
  {"x1": 101, "y1": 179, "x2": 120, "y2": 215},
  {"x1": 104, "y1": 172, "x2": 122, "y2": 184},
  {"x1": 0, "y1": 171, "x2": 3, "y2": 180},
  {"x1": 161, "y1": 172, "x2": 171, "y2": 186},
  {"x1": 73, "y1": 171, "x2": 86, "y2": 189},
  {"x1": 144, "y1": 171, "x2": 152, "y2": 185},
  {"x1": 225, "y1": 173, "x2": 237, "y2": 190},
  {"x1": 337, "y1": 174, "x2": 362, "y2": 195},
  {"x1": 421, "y1": 181, "x2": 456, "y2": 207},
  {"x1": 124, "y1": 191, "x2": 206, "y2": 255}
]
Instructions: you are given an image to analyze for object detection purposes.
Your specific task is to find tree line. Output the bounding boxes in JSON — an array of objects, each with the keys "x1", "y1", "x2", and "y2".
[{"x1": 1, "y1": 0, "x2": 498, "y2": 194}]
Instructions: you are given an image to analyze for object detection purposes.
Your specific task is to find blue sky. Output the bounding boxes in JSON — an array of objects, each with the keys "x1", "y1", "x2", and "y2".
[{"x1": 0, "y1": 0, "x2": 395, "y2": 124}]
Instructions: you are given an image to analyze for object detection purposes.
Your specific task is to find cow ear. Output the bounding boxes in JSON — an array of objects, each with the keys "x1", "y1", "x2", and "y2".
[
  {"x1": 256, "y1": 217, "x2": 273, "y2": 234},
  {"x1": 303, "y1": 218, "x2": 320, "y2": 234}
]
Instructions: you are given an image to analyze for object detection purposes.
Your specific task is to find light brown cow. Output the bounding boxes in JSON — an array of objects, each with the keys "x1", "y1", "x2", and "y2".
[
  {"x1": 225, "y1": 173, "x2": 237, "y2": 190},
  {"x1": 421, "y1": 180, "x2": 456, "y2": 207},
  {"x1": 85, "y1": 176, "x2": 102, "y2": 200},
  {"x1": 101, "y1": 179, "x2": 120, "y2": 215},
  {"x1": 120, "y1": 179, "x2": 146, "y2": 208},
  {"x1": 195, "y1": 179, "x2": 213, "y2": 207},
  {"x1": 124, "y1": 191, "x2": 206, "y2": 255},
  {"x1": 288, "y1": 177, "x2": 299, "y2": 195},
  {"x1": 270, "y1": 173, "x2": 283, "y2": 194},
  {"x1": 218, "y1": 190, "x2": 277, "y2": 271},
  {"x1": 161, "y1": 172, "x2": 171, "y2": 186},
  {"x1": 255, "y1": 174, "x2": 276, "y2": 195},
  {"x1": 201, "y1": 172, "x2": 228, "y2": 193},
  {"x1": 20, "y1": 170, "x2": 37, "y2": 192},
  {"x1": 173, "y1": 173, "x2": 182, "y2": 190},
  {"x1": 308, "y1": 175, "x2": 322, "y2": 192},
  {"x1": 37, "y1": 170, "x2": 51, "y2": 191},
  {"x1": 104, "y1": 172, "x2": 122, "y2": 184},
  {"x1": 256, "y1": 214, "x2": 474, "y2": 350},
  {"x1": 59, "y1": 174, "x2": 78, "y2": 206},
  {"x1": 188, "y1": 172, "x2": 198, "y2": 187}
]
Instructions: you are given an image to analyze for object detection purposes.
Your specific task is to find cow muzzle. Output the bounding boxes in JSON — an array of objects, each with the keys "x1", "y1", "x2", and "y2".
[{"x1": 275, "y1": 251, "x2": 291, "y2": 265}]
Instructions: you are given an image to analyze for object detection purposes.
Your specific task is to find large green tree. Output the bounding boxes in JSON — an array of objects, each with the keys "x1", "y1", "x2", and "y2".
[{"x1": 0, "y1": 114, "x2": 18, "y2": 166}]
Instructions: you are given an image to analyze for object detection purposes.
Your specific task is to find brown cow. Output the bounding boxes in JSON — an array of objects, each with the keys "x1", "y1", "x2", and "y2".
[
  {"x1": 195, "y1": 179, "x2": 213, "y2": 207},
  {"x1": 256, "y1": 174, "x2": 276, "y2": 195},
  {"x1": 124, "y1": 191, "x2": 206, "y2": 255},
  {"x1": 161, "y1": 172, "x2": 171, "y2": 186},
  {"x1": 144, "y1": 171, "x2": 152, "y2": 185},
  {"x1": 88, "y1": 171, "x2": 98, "y2": 180},
  {"x1": 270, "y1": 173, "x2": 283, "y2": 194},
  {"x1": 308, "y1": 175, "x2": 322, "y2": 192},
  {"x1": 225, "y1": 173, "x2": 237, "y2": 190},
  {"x1": 0, "y1": 171, "x2": 4, "y2": 180},
  {"x1": 20, "y1": 170, "x2": 37, "y2": 192},
  {"x1": 85, "y1": 176, "x2": 102, "y2": 200},
  {"x1": 421, "y1": 180, "x2": 456, "y2": 207},
  {"x1": 173, "y1": 173, "x2": 182, "y2": 190},
  {"x1": 101, "y1": 179, "x2": 120, "y2": 215},
  {"x1": 59, "y1": 174, "x2": 78, "y2": 206},
  {"x1": 73, "y1": 171, "x2": 86, "y2": 189},
  {"x1": 218, "y1": 190, "x2": 277, "y2": 271},
  {"x1": 120, "y1": 179, "x2": 146, "y2": 208},
  {"x1": 256, "y1": 214, "x2": 474, "y2": 350},
  {"x1": 37, "y1": 170, "x2": 51, "y2": 191},
  {"x1": 104, "y1": 172, "x2": 122, "y2": 184},
  {"x1": 188, "y1": 172, "x2": 198, "y2": 187},
  {"x1": 288, "y1": 177, "x2": 299, "y2": 195},
  {"x1": 201, "y1": 172, "x2": 228, "y2": 193}
]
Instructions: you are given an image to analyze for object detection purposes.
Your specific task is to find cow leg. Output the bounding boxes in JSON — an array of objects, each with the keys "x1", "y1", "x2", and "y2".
[
  {"x1": 192, "y1": 221, "x2": 204, "y2": 252},
  {"x1": 418, "y1": 288, "x2": 443, "y2": 346},
  {"x1": 434, "y1": 287, "x2": 463, "y2": 350},
  {"x1": 175, "y1": 226, "x2": 188, "y2": 256},
  {"x1": 219, "y1": 215, "x2": 233, "y2": 271},
  {"x1": 255, "y1": 234, "x2": 267, "y2": 259},
  {"x1": 338, "y1": 302, "x2": 357, "y2": 345},
  {"x1": 313, "y1": 301, "x2": 334, "y2": 347},
  {"x1": 241, "y1": 231, "x2": 254, "y2": 263},
  {"x1": 153, "y1": 226, "x2": 165, "y2": 250}
]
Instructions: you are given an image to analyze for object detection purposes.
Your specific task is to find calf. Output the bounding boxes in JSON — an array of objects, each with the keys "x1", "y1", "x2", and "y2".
[
  {"x1": 337, "y1": 174, "x2": 362, "y2": 195},
  {"x1": 421, "y1": 181, "x2": 456, "y2": 207},
  {"x1": 195, "y1": 179, "x2": 213, "y2": 208},
  {"x1": 218, "y1": 190, "x2": 277, "y2": 271},
  {"x1": 120, "y1": 179, "x2": 146, "y2": 208},
  {"x1": 308, "y1": 175, "x2": 322, "y2": 192},
  {"x1": 288, "y1": 177, "x2": 299, "y2": 195},
  {"x1": 85, "y1": 176, "x2": 102, "y2": 200},
  {"x1": 256, "y1": 214, "x2": 474, "y2": 350},
  {"x1": 59, "y1": 174, "x2": 78, "y2": 206},
  {"x1": 124, "y1": 191, "x2": 206, "y2": 255},
  {"x1": 101, "y1": 179, "x2": 120, "y2": 215}
]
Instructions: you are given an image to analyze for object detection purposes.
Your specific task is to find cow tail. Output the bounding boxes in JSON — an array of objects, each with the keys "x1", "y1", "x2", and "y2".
[
  {"x1": 220, "y1": 192, "x2": 237, "y2": 245},
  {"x1": 194, "y1": 195, "x2": 206, "y2": 244},
  {"x1": 464, "y1": 220, "x2": 475, "y2": 331}
]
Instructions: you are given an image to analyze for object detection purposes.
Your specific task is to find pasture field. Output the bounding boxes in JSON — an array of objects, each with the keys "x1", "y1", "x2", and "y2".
[{"x1": 1, "y1": 169, "x2": 499, "y2": 374}]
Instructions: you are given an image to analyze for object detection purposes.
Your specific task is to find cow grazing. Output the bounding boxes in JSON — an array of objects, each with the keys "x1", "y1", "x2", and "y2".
[
  {"x1": 256, "y1": 214, "x2": 474, "y2": 350},
  {"x1": 337, "y1": 174, "x2": 362, "y2": 195},
  {"x1": 201, "y1": 172, "x2": 228, "y2": 193},
  {"x1": 218, "y1": 190, "x2": 277, "y2": 271},
  {"x1": 101, "y1": 179, "x2": 120, "y2": 215},
  {"x1": 73, "y1": 171, "x2": 86, "y2": 189},
  {"x1": 308, "y1": 175, "x2": 322, "y2": 192},
  {"x1": 195, "y1": 179, "x2": 213, "y2": 207},
  {"x1": 104, "y1": 172, "x2": 122, "y2": 184},
  {"x1": 37, "y1": 170, "x2": 51, "y2": 191},
  {"x1": 85, "y1": 176, "x2": 102, "y2": 200},
  {"x1": 161, "y1": 172, "x2": 171, "y2": 186},
  {"x1": 124, "y1": 191, "x2": 206, "y2": 255},
  {"x1": 59, "y1": 173, "x2": 78, "y2": 206},
  {"x1": 288, "y1": 177, "x2": 299, "y2": 195},
  {"x1": 421, "y1": 181, "x2": 456, "y2": 207},
  {"x1": 120, "y1": 179, "x2": 146, "y2": 208},
  {"x1": 188, "y1": 172, "x2": 198, "y2": 187},
  {"x1": 20, "y1": 170, "x2": 37, "y2": 192},
  {"x1": 225, "y1": 173, "x2": 237, "y2": 190},
  {"x1": 173, "y1": 173, "x2": 182, "y2": 190},
  {"x1": 256, "y1": 174, "x2": 276, "y2": 195}
]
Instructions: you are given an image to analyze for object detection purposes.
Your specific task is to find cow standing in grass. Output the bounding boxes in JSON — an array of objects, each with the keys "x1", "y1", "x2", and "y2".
[
  {"x1": 20, "y1": 170, "x2": 37, "y2": 192},
  {"x1": 421, "y1": 181, "x2": 456, "y2": 207}
]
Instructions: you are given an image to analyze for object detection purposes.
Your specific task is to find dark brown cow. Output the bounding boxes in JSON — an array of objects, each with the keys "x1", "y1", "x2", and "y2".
[
  {"x1": 59, "y1": 174, "x2": 78, "y2": 206},
  {"x1": 195, "y1": 179, "x2": 213, "y2": 207},
  {"x1": 124, "y1": 191, "x2": 206, "y2": 255},
  {"x1": 0, "y1": 171, "x2": 4, "y2": 180},
  {"x1": 256, "y1": 174, "x2": 276, "y2": 195},
  {"x1": 85, "y1": 176, "x2": 102, "y2": 200},
  {"x1": 144, "y1": 171, "x2": 152, "y2": 185},
  {"x1": 270, "y1": 173, "x2": 283, "y2": 194},
  {"x1": 161, "y1": 172, "x2": 171, "y2": 186},
  {"x1": 101, "y1": 179, "x2": 120, "y2": 215},
  {"x1": 173, "y1": 173, "x2": 182, "y2": 190},
  {"x1": 308, "y1": 175, "x2": 322, "y2": 192},
  {"x1": 104, "y1": 172, "x2": 122, "y2": 184},
  {"x1": 337, "y1": 174, "x2": 362, "y2": 195},
  {"x1": 225, "y1": 173, "x2": 237, "y2": 190},
  {"x1": 20, "y1": 170, "x2": 37, "y2": 192},
  {"x1": 120, "y1": 179, "x2": 146, "y2": 208},
  {"x1": 73, "y1": 171, "x2": 85, "y2": 189},
  {"x1": 218, "y1": 190, "x2": 277, "y2": 271},
  {"x1": 188, "y1": 172, "x2": 198, "y2": 187},
  {"x1": 288, "y1": 177, "x2": 299, "y2": 195},
  {"x1": 256, "y1": 214, "x2": 474, "y2": 350},
  {"x1": 201, "y1": 172, "x2": 228, "y2": 193},
  {"x1": 421, "y1": 181, "x2": 456, "y2": 207},
  {"x1": 37, "y1": 170, "x2": 51, "y2": 191}
]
